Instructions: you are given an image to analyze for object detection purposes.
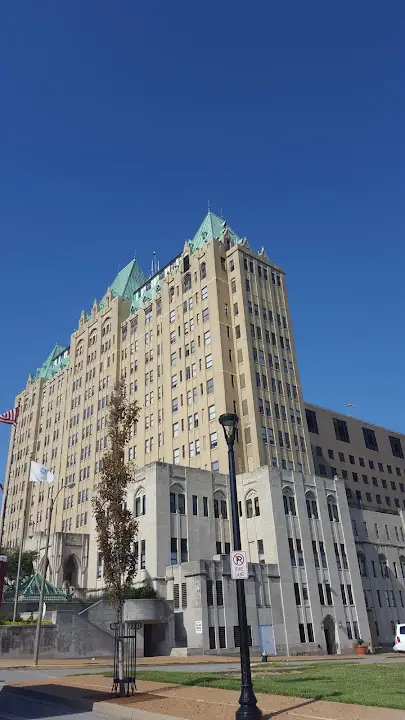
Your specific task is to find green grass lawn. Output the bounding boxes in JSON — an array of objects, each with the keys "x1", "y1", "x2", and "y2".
[{"x1": 130, "y1": 663, "x2": 405, "y2": 710}]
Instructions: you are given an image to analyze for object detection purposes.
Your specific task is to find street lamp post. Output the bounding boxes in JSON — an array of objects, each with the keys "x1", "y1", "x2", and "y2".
[
  {"x1": 219, "y1": 413, "x2": 263, "y2": 720},
  {"x1": 33, "y1": 482, "x2": 75, "y2": 666}
]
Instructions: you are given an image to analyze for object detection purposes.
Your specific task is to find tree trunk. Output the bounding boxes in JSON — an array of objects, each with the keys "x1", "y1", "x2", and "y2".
[{"x1": 117, "y1": 601, "x2": 125, "y2": 697}]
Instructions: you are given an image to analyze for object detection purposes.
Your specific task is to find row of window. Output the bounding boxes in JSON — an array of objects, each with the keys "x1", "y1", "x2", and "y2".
[
  {"x1": 347, "y1": 487, "x2": 405, "y2": 510},
  {"x1": 289, "y1": 536, "x2": 348, "y2": 571},
  {"x1": 306, "y1": 409, "x2": 404, "y2": 459},
  {"x1": 283, "y1": 488, "x2": 339, "y2": 523},
  {"x1": 316, "y1": 445, "x2": 403, "y2": 477}
]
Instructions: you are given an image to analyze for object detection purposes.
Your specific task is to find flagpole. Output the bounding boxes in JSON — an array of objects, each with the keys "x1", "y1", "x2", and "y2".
[
  {"x1": 12, "y1": 474, "x2": 32, "y2": 622},
  {"x1": 0, "y1": 422, "x2": 17, "y2": 550}
]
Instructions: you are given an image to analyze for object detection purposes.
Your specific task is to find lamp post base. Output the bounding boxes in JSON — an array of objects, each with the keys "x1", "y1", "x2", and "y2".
[{"x1": 236, "y1": 703, "x2": 264, "y2": 719}]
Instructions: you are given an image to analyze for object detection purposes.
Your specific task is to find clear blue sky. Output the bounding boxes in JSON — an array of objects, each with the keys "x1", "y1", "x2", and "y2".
[{"x1": 0, "y1": 0, "x2": 404, "y2": 483}]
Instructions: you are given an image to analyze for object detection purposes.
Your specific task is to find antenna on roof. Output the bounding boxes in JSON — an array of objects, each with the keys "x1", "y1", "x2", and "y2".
[
  {"x1": 345, "y1": 403, "x2": 356, "y2": 417},
  {"x1": 220, "y1": 207, "x2": 223, "y2": 219},
  {"x1": 207, "y1": 200, "x2": 210, "y2": 212}
]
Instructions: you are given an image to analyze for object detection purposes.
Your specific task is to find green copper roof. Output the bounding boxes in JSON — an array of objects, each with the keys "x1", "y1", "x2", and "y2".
[
  {"x1": 189, "y1": 211, "x2": 241, "y2": 251},
  {"x1": 110, "y1": 258, "x2": 148, "y2": 301},
  {"x1": 33, "y1": 344, "x2": 70, "y2": 381},
  {"x1": 4, "y1": 573, "x2": 68, "y2": 603}
]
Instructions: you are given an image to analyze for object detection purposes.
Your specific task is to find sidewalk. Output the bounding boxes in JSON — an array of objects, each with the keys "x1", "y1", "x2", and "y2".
[
  {"x1": 0, "y1": 651, "x2": 393, "y2": 669},
  {"x1": 5, "y1": 670, "x2": 405, "y2": 720}
]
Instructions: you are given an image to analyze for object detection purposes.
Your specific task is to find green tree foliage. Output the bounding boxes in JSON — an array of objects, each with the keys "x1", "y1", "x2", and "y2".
[
  {"x1": 92, "y1": 379, "x2": 139, "y2": 611},
  {"x1": 0, "y1": 549, "x2": 38, "y2": 583}
]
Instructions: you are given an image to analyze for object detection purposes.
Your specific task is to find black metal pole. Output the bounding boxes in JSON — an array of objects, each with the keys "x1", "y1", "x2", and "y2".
[{"x1": 227, "y1": 441, "x2": 263, "y2": 720}]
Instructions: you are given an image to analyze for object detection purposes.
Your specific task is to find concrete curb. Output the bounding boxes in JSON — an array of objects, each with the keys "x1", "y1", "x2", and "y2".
[{"x1": 1, "y1": 684, "x2": 185, "y2": 720}]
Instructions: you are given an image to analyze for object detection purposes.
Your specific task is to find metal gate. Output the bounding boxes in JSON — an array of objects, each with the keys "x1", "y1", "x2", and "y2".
[{"x1": 111, "y1": 621, "x2": 142, "y2": 696}]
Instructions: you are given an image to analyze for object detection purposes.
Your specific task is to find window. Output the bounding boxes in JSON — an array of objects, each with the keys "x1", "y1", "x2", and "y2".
[
  {"x1": 379, "y1": 554, "x2": 388, "y2": 578},
  {"x1": 212, "y1": 460, "x2": 219, "y2": 472},
  {"x1": 327, "y1": 496, "x2": 339, "y2": 522},
  {"x1": 390, "y1": 436, "x2": 404, "y2": 459},
  {"x1": 173, "y1": 422, "x2": 179, "y2": 438},
  {"x1": 206, "y1": 580, "x2": 213, "y2": 605},
  {"x1": 305, "y1": 408, "x2": 319, "y2": 434},
  {"x1": 203, "y1": 307, "x2": 209, "y2": 322},
  {"x1": 325, "y1": 583, "x2": 333, "y2": 605},
  {"x1": 192, "y1": 495, "x2": 198, "y2": 515},
  {"x1": 283, "y1": 488, "x2": 296, "y2": 515},
  {"x1": 306, "y1": 492, "x2": 318, "y2": 519},
  {"x1": 204, "y1": 330, "x2": 211, "y2": 346},
  {"x1": 288, "y1": 537, "x2": 296, "y2": 566},
  {"x1": 170, "y1": 538, "x2": 177, "y2": 565},
  {"x1": 203, "y1": 496, "x2": 209, "y2": 517},
  {"x1": 181, "y1": 538, "x2": 188, "y2": 562},
  {"x1": 216, "y1": 580, "x2": 224, "y2": 606},
  {"x1": 207, "y1": 378, "x2": 214, "y2": 394},
  {"x1": 210, "y1": 431, "x2": 218, "y2": 449},
  {"x1": 294, "y1": 583, "x2": 301, "y2": 605},
  {"x1": 208, "y1": 404, "x2": 216, "y2": 421},
  {"x1": 318, "y1": 583, "x2": 325, "y2": 605},
  {"x1": 205, "y1": 353, "x2": 212, "y2": 369},
  {"x1": 231, "y1": 279, "x2": 236, "y2": 293},
  {"x1": 173, "y1": 448, "x2": 180, "y2": 465},
  {"x1": 298, "y1": 624, "x2": 306, "y2": 643},
  {"x1": 200, "y1": 262, "x2": 206, "y2": 280},
  {"x1": 358, "y1": 553, "x2": 367, "y2": 577},
  {"x1": 333, "y1": 418, "x2": 350, "y2": 443}
]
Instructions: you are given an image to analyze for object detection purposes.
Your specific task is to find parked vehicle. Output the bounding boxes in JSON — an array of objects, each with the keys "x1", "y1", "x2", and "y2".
[{"x1": 393, "y1": 624, "x2": 405, "y2": 652}]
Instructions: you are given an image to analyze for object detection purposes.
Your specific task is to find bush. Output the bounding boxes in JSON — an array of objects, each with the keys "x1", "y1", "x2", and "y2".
[{"x1": 83, "y1": 581, "x2": 157, "y2": 605}]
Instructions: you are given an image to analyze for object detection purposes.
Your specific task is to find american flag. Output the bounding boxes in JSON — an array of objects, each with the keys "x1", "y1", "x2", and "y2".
[{"x1": 0, "y1": 408, "x2": 19, "y2": 426}]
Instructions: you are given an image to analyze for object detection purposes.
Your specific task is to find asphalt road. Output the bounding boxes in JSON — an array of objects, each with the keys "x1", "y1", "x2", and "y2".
[{"x1": 0, "y1": 690, "x2": 108, "y2": 720}]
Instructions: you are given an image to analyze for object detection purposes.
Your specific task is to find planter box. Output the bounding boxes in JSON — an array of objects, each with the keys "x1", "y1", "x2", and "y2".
[{"x1": 354, "y1": 645, "x2": 367, "y2": 655}]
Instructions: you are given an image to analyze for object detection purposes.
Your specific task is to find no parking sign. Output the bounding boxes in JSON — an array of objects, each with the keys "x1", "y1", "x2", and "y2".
[{"x1": 230, "y1": 550, "x2": 248, "y2": 580}]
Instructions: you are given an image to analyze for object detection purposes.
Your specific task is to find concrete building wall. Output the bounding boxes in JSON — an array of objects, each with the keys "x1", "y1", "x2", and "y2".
[{"x1": 304, "y1": 402, "x2": 405, "y2": 513}]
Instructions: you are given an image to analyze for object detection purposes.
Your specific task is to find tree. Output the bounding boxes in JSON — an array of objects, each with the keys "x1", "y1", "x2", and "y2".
[
  {"x1": 0, "y1": 548, "x2": 38, "y2": 584},
  {"x1": 92, "y1": 378, "x2": 139, "y2": 693}
]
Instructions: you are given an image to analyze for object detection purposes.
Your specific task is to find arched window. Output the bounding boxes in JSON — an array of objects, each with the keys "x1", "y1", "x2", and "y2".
[
  {"x1": 245, "y1": 493, "x2": 260, "y2": 518},
  {"x1": 183, "y1": 273, "x2": 192, "y2": 293},
  {"x1": 170, "y1": 484, "x2": 186, "y2": 515},
  {"x1": 400, "y1": 556, "x2": 405, "y2": 580},
  {"x1": 213, "y1": 492, "x2": 228, "y2": 520},
  {"x1": 379, "y1": 553, "x2": 388, "y2": 578},
  {"x1": 283, "y1": 487, "x2": 296, "y2": 516},
  {"x1": 135, "y1": 488, "x2": 146, "y2": 518},
  {"x1": 327, "y1": 495, "x2": 339, "y2": 522},
  {"x1": 357, "y1": 552, "x2": 367, "y2": 577},
  {"x1": 200, "y1": 262, "x2": 206, "y2": 280},
  {"x1": 306, "y1": 491, "x2": 318, "y2": 519}
]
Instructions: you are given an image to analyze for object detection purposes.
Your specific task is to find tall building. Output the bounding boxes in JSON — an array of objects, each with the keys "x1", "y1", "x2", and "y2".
[
  {"x1": 2, "y1": 211, "x2": 405, "y2": 655},
  {"x1": 1, "y1": 211, "x2": 312, "y2": 548}
]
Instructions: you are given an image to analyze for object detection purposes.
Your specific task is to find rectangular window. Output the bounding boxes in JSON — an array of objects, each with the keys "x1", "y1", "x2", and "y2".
[
  {"x1": 305, "y1": 408, "x2": 319, "y2": 434},
  {"x1": 362, "y1": 427, "x2": 378, "y2": 451},
  {"x1": 390, "y1": 435, "x2": 404, "y2": 459},
  {"x1": 180, "y1": 538, "x2": 188, "y2": 562},
  {"x1": 192, "y1": 495, "x2": 198, "y2": 515},
  {"x1": 207, "y1": 378, "x2": 214, "y2": 394},
  {"x1": 288, "y1": 537, "x2": 296, "y2": 566},
  {"x1": 208, "y1": 404, "x2": 216, "y2": 421},
  {"x1": 294, "y1": 582, "x2": 301, "y2": 605},
  {"x1": 325, "y1": 583, "x2": 333, "y2": 605},
  {"x1": 333, "y1": 418, "x2": 350, "y2": 443},
  {"x1": 203, "y1": 496, "x2": 208, "y2": 516},
  {"x1": 209, "y1": 627, "x2": 216, "y2": 649}
]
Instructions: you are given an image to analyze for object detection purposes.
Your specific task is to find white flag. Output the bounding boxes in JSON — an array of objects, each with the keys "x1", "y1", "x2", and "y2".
[{"x1": 29, "y1": 461, "x2": 55, "y2": 484}]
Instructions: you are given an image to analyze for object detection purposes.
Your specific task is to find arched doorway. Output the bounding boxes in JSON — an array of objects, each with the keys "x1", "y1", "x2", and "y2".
[
  {"x1": 63, "y1": 555, "x2": 79, "y2": 587},
  {"x1": 323, "y1": 616, "x2": 336, "y2": 655}
]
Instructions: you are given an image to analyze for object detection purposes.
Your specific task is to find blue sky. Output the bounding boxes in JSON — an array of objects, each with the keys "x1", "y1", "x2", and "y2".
[{"x1": 0, "y1": 0, "x2": 404, "y2": 482}]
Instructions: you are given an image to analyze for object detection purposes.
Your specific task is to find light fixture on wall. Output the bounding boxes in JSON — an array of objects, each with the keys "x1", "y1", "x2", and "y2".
[{"x1": 338, "y1": 621, "x2": 344, "y2": 630}]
